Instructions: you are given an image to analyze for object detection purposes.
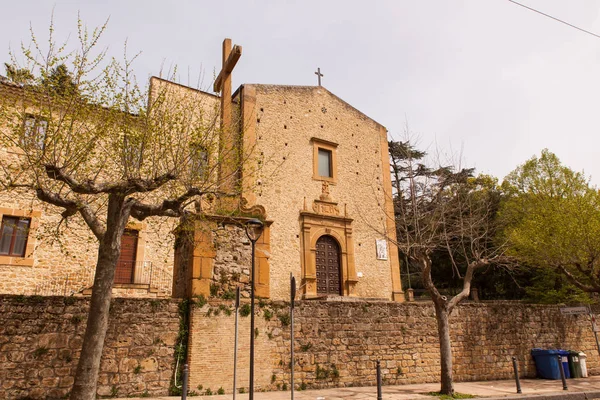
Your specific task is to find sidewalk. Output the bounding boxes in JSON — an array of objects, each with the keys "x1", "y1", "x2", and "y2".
[{"x1": 117, "y1": 376, "x2": 600, "y2": 399}]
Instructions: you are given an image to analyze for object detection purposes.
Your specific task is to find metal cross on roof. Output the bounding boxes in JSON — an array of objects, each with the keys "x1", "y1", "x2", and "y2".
[{"x1": 315, "y1": 67, "x2": 324, "y2": 86}]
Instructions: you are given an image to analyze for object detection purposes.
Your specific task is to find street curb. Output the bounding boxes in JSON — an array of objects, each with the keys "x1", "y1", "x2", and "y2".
[{"x1": 482, "y1": 390, "x2": 600, "y2": 399}]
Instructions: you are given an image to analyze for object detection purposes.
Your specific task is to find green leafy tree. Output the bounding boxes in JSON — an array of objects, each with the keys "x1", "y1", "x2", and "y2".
[{"x1": 501, "y1": 149, "x2": 600, "y2": 297}]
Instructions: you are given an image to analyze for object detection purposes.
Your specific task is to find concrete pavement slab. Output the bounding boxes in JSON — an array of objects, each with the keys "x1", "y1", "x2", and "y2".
[{"x1": 115, "y1": 376, "x2": 600, "y2": 400}]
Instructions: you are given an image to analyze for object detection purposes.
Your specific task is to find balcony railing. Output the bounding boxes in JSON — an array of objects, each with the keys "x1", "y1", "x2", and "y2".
[{"x1": 31, "y1": 261, "x2": 172, "y2": 297}]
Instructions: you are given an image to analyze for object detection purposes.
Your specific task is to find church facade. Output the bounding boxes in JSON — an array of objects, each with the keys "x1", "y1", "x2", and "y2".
[{"x1": 234, "y1": 84, "x2": 403, "y2": 300}]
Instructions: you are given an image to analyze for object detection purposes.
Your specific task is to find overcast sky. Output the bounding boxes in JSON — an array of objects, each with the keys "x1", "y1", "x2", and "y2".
[{"x1": 2, "y1": 1, "x2": 600, "y2": 183}]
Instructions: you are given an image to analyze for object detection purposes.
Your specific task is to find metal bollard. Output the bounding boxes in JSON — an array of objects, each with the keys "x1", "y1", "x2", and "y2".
[
  {"x1": 376, "y1": 360, "x2": 382, "y2": 400},
  {"x1": 182, "y1": 363, "x2": 189, "y2": 400},
  {"x1": 558, "y1": 355, "x2": 568, "y2": 390},
  {"x1": 511, "y1": 356, "x2": 522, "y2": 394}
]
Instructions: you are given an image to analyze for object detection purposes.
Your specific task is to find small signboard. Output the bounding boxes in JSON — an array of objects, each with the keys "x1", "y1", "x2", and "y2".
[
  {"x1": 376, "y1": 239, "x2": 388, "y2": 260},
  {"x1": 560, "y1": 306, "x2": 588, "y2": 315}
]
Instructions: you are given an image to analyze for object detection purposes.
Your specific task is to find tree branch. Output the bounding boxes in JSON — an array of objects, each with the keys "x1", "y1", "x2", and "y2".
[
  {"x1": 448, "y1": 259, "x2": 488, "y2": 311},
  {"x1": 557, "y1": 264, "x2": 600, "y2": 292},
  {"x1": 45, "y1": 164, "x2": 176, "y2": 195},
  {"x1": 35, "y1": 187, "x2": 106, "y2": 240},
  {"x1": 130, "y1": 187, "x2": 205, "y2": 220}
]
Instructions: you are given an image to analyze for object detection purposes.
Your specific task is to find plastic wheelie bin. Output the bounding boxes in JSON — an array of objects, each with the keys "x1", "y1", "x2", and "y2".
[
  {"x1": 531, "y1": 349, "x2": 562, "y2": 379},
  {"x1": 558, "y1": 350, "x2": 571, "y2": 378},
  {"x1": 580, "y1": 352, "x2": 588, "y2": 377},
  {"x1": 568, "y1": 351, "x2": 583, "y2": 378}
]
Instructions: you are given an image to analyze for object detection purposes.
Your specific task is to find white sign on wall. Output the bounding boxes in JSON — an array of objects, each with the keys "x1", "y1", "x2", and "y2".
[
  {"x1": 376, "y1": 239, "x2": 388, "y2": 260},
  {"x1": 560, "y1": 307, "x2": 588, "y2": 315}
]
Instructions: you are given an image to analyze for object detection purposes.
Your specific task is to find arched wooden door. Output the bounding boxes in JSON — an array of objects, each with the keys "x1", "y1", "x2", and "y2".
[{"x1": 315, "y1": 235, "x2": 341, "y2": 295}]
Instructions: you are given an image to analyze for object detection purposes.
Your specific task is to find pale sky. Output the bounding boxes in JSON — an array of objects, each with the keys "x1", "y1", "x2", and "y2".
[{"x1": 2, "y1": 1, "x2": 600, "y2": 183}]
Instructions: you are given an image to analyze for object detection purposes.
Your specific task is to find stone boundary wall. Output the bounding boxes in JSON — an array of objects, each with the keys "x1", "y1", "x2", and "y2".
[
  {"x1": 0, "y1": 295, "x2": 180, "y2": 400},
  {"x1": 188, "y1": 300, "x2": 600, "y2": 394}
]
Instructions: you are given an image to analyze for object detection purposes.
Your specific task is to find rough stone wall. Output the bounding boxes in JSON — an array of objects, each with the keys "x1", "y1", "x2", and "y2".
[
  {"x1": 0, "y1": 191, "x2": 98, "y2": 295},
  {"x1": 0, "y1": 187, "x2": 177, "y2": 297},
  {"x1": 173, "y1": 220, "x2": 254, "y2": 300},
  {"x1": 0, "y1": 295, "x2": 180, "y2": 400},
  {"x1": 188, "y1": 300, "x2": 600, "y2": 394},
  {"x1": 249, "y1": 85, "x2": 395, "y2": 300},
  {"x1": 211, "y1": 224, "x2": 253, "y2": 298}
]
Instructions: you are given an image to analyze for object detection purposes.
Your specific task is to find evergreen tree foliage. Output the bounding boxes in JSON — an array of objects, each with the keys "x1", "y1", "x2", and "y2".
[{"x1": 4, "y1": 63, "x2": 34, "y2": 84}]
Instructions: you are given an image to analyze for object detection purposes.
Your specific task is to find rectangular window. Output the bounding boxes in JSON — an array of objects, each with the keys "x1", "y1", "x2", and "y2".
[
  {"x1": 318, "y1": 148, "x2": 332, "y2": 178},
  {"x1": 311, "y1": 137, "x2": 338, "y2": 183},
  {"x1": 23, "y1": 115, "x2": 48, "y2": 149},
  {"x1": 0, "y1": 216, "x2": 31, "y2": 257}
]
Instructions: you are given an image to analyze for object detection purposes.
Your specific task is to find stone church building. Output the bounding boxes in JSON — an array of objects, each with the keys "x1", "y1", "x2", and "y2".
[{"x1": 0, "y1": 39, "x2": 404, "y2": 302}]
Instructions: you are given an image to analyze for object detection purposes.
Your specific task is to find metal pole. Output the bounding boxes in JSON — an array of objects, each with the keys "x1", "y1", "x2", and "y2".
[
  {"x1": 558, "y1": 355, "x2": 568, "y2": 390},
  {"x1": 511, "y1": 356, "x2": 522, "y2": 394},
  {"x1": 290, "y1": 274, "x2": 296, "y2": 400},
  {"x1": 376, "y1": 360, "x2": 382, "y2": 400},
  {"x1": 404, "y1": 254, "x2": 411, "y2": 289},
  {"x1": 588, "y1": 306, "x2": 600, "y2": 356},
  {"x1": 181, "y1": 363, "x2": 189, "y2": 400},
  {"x1": 249, "y1": 240, "x2": 256, "y2": 400},
  {"x1": 233, "y1": 287, "x2": 240, "y2": 400}
]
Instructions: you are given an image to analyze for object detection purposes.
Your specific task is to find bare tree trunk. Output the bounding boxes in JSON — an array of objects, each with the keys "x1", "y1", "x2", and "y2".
[
  {"x1": 435, "y1": 303, "x2": 454, "y2": 395},
  {"x1": 420, "y1": 254, "x2": 455, "y2": 396},
  {"x1": 70, "y1": 195, "x2": 130, "y2": 400}
]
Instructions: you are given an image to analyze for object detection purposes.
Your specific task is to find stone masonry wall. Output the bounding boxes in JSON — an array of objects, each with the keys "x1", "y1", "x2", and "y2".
[
  {"x1": 211, "y1": 224, "x2": 253, "y2": 299},
  {"x1": 249, "y1": 85, "x2": 395, "y2": 300},
  {"x1": 0, "y1": 295, "x2": 180, "y2": 400},
  {"x1": 3, "y1": 295, "x2": 599, "y2": 399},
  {"x1": 188, "y1": 300, "x2": 600, "y2": 395}
]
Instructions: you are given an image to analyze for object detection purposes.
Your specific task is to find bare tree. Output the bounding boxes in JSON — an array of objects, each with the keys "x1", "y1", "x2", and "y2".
[
  {"x1": 390, "y1": 138, "x2": 506, "y2": 395},
  {"x1": 0, "y1": 20, "x2": 242, "y2": 400}
]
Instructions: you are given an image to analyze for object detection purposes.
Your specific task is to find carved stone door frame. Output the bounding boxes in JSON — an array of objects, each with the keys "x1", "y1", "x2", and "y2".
[{"x1": 300, "y1": 205, "x2": 357, "y2": 298}]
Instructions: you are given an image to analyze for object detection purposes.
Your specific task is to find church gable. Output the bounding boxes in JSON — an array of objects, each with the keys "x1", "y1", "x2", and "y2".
[{"x1": 239, "y1": 84, "x2": 403, "y2": 301}]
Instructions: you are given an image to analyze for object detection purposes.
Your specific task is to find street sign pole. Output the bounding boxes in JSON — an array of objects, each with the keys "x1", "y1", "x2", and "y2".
[
  {"x1": 587, "y1": 305, "x2": 600, "y2": 356},
  {"x1": 233, "y1": 287, "x2": 240, "y2": 399},
  {"x1": 290, "y1": 273, "x2": 296, "y2": 400}
]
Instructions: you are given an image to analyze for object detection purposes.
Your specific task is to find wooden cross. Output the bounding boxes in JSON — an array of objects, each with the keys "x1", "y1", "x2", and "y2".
[
  {"x1": 315, "y1": 67, "x2": 323, "y2": 86},
  {"x1": 214, "y1": 38, "x2": 242, "y2": 132}
]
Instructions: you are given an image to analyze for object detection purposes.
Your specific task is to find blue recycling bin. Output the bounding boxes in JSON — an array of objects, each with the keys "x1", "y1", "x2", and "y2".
[
  {"x1": 531, "y1": 349, "x2": 570, "y2": 379},
  {"x1": 558, "y1": 350, "x2": 571, "y2": 379}
]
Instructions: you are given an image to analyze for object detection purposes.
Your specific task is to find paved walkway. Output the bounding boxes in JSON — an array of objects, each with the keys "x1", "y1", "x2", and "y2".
[{"x1": 117, "y1": 376, "x2": 600, "y2": 399}]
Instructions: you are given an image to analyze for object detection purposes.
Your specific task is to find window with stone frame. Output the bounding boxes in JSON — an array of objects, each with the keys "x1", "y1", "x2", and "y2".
[
  {"x1": 0, "y1": 216, "x2": 31, "y2": 257},
  {"x1": 311, "y1": 137, "x2": 338, "y2": 183},
  {"x1": 23, "y1": 114, "x2": 48, "y2": 149}
]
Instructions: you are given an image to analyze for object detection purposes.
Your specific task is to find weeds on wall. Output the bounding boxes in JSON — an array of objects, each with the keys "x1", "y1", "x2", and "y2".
[
  {"x1": 240, "y1": 303, "x2": 251, "y2": 317},
  {"x1": 278, "y1": 312, "x2": 290, "y2": 326},
  {"x1": 169, "y1": 299, "x2": 190, "y2": 395}
]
